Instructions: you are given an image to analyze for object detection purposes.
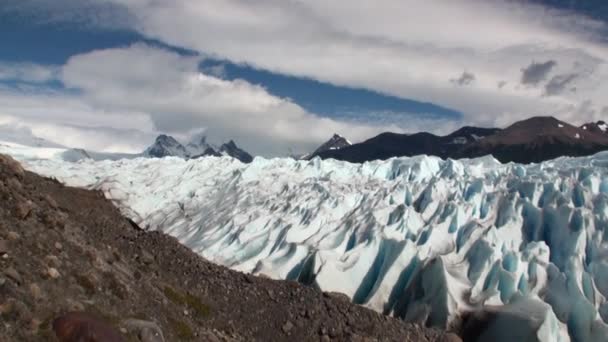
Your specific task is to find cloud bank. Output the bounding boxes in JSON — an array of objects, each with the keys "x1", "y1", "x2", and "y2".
[{"x1": 95, "y1": 0, "x2": 608, "y2": 127}]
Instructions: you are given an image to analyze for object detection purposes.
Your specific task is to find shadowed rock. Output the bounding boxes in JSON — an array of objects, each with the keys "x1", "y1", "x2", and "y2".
[{"x1": 53, "y1": 312, "x2": 126, "y2": 342}]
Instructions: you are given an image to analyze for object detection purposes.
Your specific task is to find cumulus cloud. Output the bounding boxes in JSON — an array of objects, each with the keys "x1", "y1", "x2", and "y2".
[{"x1": 521, "y1": 60, "x2": 557, "y2": 86}]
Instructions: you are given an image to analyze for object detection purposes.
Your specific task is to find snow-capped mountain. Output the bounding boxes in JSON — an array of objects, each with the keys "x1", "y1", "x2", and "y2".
[
  {"x1": 144, "y1": 134, "x2": 189, "y2": 158},
  {"x1": 6, "y1": 143, "x2": 608, "y2": 341},
  {"x1": 297, "y1": 133, "x2": 352, "y2": 160},
  {"x1": 144, "y1": 134, "x2": 254, "y2": 163},
  {"x1": 308, "y1": 133, "x2": 352, "y2": 158}
]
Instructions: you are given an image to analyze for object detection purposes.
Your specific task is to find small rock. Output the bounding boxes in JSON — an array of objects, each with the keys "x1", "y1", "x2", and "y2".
[
  {"x1": 123, "y1": 319, "x2": 165, "y2": 342},
  {"x1": 30, "y1": 283, "x2": 42, "y2": 301},
  {"x1": 5, "y1": 267, "x2": 22, "y2": 284},
  {"x1": 65, "y1": 300, "x2": 85, "y2": 312},
  {"x1": 30, "y1": 318, "x2": 42, "y2": 334},
  {"x1": 47, "y1": 268, "x2": 60, "y2": 279},
  {"x1": 282, "y1": 320, "x2": 294, "y2": 334},
  {"x1": 45, "y1": 255, "x2": 61, "y2": 268},
  {"x1": 15, "y1": 200, "x2": 33, "y2": 220},
  {"x1": 0, "y1": 301, "x2": 13, "y2": 315},
  {"x1": 0, "y1": 155, "x2": 25, "y2": 178},
  {"x1": 0, "y1": 239, "x2": 8, "y2": 255},
  {"x1": 6, "y1": 231, "x2": 19, "y2": 241},
  {"x1": 441, "y1": 333, "x2": 463, "y2": 342},
  {"x1": 244, "y1": 274, "x2": 255, "y2": 284},
  {"x1": 54, "y1": 242, "x2": 63, "y2": 251},
  {"x1": 43, "y1": 194, "x2": 58, "y2": 209},
  {"x1": 320, "y1": 335, "x2": 331, "y2": 342},
  {"x1": 140, "y1": 250, "x2": 155, "y2": 265},
  {"x1": 53, "y1": 312, "x2": 126, "y2": 342}
]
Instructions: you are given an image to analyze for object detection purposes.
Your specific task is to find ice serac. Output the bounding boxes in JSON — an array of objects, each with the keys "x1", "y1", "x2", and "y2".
[{"x1": 6, "y1": 145, "x2": 608, "y2": 341}]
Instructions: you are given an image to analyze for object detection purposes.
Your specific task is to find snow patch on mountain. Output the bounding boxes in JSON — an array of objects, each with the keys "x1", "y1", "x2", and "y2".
[
  {"x1": 5, "y1": 146, "x2": 608, "y2": 341},
  {"x1": 303, "y1": 134, "x2": 352, "y2": 159}
]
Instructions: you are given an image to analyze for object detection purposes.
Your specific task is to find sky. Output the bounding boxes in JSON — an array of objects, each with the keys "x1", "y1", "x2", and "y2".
[{"x1": 1, "y1": 0, "x2": 608, "y2": 156}]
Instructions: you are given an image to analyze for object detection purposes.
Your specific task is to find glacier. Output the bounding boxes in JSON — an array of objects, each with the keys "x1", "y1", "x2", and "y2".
[{"x1": 3, "y1": 141, "x2": 608, "y2": 341}]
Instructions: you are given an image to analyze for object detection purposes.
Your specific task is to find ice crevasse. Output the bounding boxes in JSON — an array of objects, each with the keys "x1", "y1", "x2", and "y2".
[{"x1": 5, "y1": 143, "x2": 608, "y2": 342}]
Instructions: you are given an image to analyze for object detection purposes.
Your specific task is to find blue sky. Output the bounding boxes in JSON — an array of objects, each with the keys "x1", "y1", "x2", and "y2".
[{"x1": 1, "y1": 1, "x2": 608, "y2": 155}]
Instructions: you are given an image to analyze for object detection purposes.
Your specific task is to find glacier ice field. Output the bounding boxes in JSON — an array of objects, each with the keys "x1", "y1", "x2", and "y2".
[{"x1": 4, "y1": 141, "x2": 608, "y2": 341}]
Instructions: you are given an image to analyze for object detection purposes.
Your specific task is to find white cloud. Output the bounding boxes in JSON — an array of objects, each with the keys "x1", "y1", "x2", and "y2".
[
  {"x1": 0, "y1": 88, "x2": 157, "y2": 153},
  {"x1": 96, "y1": 0, "x2": 608, "y2": 126},
  {"x1": 0, "y1": 62, "x2": 59, "y2": 83}
]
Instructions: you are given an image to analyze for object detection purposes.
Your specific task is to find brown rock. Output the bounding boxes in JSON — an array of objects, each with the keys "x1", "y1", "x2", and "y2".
[
  {"x1": 0, "y1": 239, "x2": 8, "y2": 255},
  {"x1": 282, "y1": 320, "x2": 294, "y2": 334},
  {"x1": 15, "y1": 200, "x2": 33, "y2": 220},
  {"x1": 45, "y1": 255, "x2": 61, "y2": 268},
  {"x1": 53, "y1": 312, "x2": 126, "y2": 342},
  {"x1": 5, "y1": 267, "x2": 22, "y2": 284},
  {"x1": 47, "y1": 268, "x2": 61, "y2": 279},
  {"x1": 0, "y1": 155, "x2": 25, "y2": 178},
  {"x1": 122, "y1": 319, "x2": 165, "y2": 342},
  {"x1": 7, "y1": 231, "x2": 20, "y2": 240},
  {"x1": 441, "y1": 333, "x2": 463, "y2": 342},
  {"x1": 43, "y1": 194, "x2": 59, "y2": 209},
  {"x1": 30, "y1": 283, "x2": 42, "y2": 301}
]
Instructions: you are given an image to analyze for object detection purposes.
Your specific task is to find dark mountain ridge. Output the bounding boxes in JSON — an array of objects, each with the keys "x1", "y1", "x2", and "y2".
[{"x1": 318, "y1": 116, "x2": 608, "y2": 164}]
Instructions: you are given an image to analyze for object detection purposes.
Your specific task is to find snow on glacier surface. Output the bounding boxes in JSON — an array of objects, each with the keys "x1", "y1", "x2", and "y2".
[{"x1": 4, "y1": 142, "x2": 608, "y2": 341}]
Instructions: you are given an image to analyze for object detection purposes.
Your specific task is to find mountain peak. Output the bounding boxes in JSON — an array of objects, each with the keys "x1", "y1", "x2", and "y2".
[
  {"x1": 308, "y1": 134, "x2": 352, "y2": 158},
  {"x1": 145, "y1": 134, "x2": 188, "y2": 158},
  {"x1": 220, "y1": 140, "x2": 253, "y2": 163}
]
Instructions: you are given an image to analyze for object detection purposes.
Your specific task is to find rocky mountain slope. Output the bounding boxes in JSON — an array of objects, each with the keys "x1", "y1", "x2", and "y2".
[
  {"x1": 318, "y1": 126, "x2": 500, "y2": 163},
  {"x1": 305, "y1": 134, "x2": 352, "y2": 159},
  {"x1": 581, "y1": 120, "x2": 608, "y2": 135},
  {"x1": 318, "y1": 117, "x2": 608, "y2": 164},
  {"x1": 0, "y1": 154, "x2": 450, "y2": 341},
  {"x1": 456, "y1": 117, "x2": 608, "y2": 163}
]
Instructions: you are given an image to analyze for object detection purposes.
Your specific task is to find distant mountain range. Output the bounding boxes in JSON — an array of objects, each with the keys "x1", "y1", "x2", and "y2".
[
  {"x1": 144, "y1": 134, "x2": 253, "y2": 163},
  {"x1": 2, "y1": 117, "x2": 607, "y2": 164},
  {"x1": 315, "y1": 117, "x2": 608, "y2": 164}
]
